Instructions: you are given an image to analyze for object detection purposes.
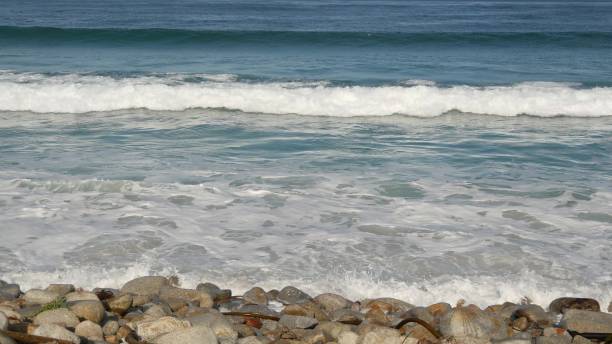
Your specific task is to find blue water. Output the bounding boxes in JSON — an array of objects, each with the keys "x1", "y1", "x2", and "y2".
[{"x1": 0, "y1": 0, "x2": 611, "y2": 306}]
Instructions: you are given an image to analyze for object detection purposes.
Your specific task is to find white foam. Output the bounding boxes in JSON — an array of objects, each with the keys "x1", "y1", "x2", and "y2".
[{"x1": 1, "y1": 72, "x2": 611, "y2": 117}]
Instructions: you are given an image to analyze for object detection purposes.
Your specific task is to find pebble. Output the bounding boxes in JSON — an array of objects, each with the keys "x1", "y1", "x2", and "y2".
[
  {"x1": 33, "y1": 323, "x2": 81, "y2": 344},
  {"x1": 33, "y1": 308, "x2": 81, "y2": 328}
]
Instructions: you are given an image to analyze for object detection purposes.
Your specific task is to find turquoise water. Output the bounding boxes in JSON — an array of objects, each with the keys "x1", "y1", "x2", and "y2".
[{"x1": 0, "y1": 0, "x2": 611, "y2": 305}]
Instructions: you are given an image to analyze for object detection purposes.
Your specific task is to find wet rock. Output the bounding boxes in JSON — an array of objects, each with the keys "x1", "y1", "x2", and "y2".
[
  {"x1": 102, "y1": 320, "x2": 119, "y2": 336},
  {"x1": 33, "y1": 323, "x2": 81, "y2": 344},
  {"x1": 24, "y1": 289, "x2": 60, "y2": 305},
  {"x1": 282, "y1": 302, "x2": 329, "y2": 321},
  {"x1": 561, "y1": 309, "x2": 612, "y2": 333},
  {"x1": 151, "y1": 325, "x2": 217, "y2": 344},
  {"x1": 186, "y1": 312, "x2": 238, "y2": 343},
  {"x1": 46, "y1": 284, "x2": 75, "y2": 296},
  {"x1": 512, "y1": 304, "x2": 553, "y2": 328},
  {"x1": 69, "y1": 300, "x2": 105, "y2": 324},
  {"x1": 0, "y1": 333, "x2": 17, "y2": 344},
  {"x1": 330, "y1": 309, "x2": 363, "y2": 324},
  {"x1": 75, "y1": 320, "x2": 104, "y2": 341},
  {"x1": 358, "y1": 326, "x2": 402, "y2": 344},
  {"x1": 316, "y1": 321, "x2": 352, "y2": 341},
  {"x1": 196, "y1": 282, "x2": 232, "y2": 301},
  {"x1": 337, "y1": 331, "x2": 358, "y2": 344},
  {"x1": 107, "y1": 293, "x2": 133, "y2": 315},
  {"x1": 65, "y1": 291, "x2": 99, "y2": 302},
  {"x1": 549, "y1": 298, "x2": 600, "y2": 314},
  {"x1": 159, "y1": 285, "x2": 214, "y2": 308},
  {"x1": 277, "y1": 286, "x2": 312, "y2": 305},
  {"x1": 362, "y1": 298, "x2": 413, "y2": 314},
  {"x1": 136, "y1": 316, "x2": 191, "y2": 341},
  {"x1": 279, "y1": 315, "x2": 318, "y2": 329},
  {"x1": 314, "y1": 293, "x2": 351, "y2": 313},
  {"x1": 0, "y1": 306, "x2": 22, "y2": 321},
  {"x1": 440, "y1": 304, "x2": 496, "y2": 340},
  {"x1": 33, "y1": 308, "x2": 80, "y2": 328},
  {"x1": 121, "y1": 276, "x2": 169, "y2": 296},
  {"x1": 238, "y1": 337, "x2": 266, "y2": 344},
  {"x1": 0, "y1": 283, "x2": 20, "y2": 300},
  {"x1": 0, "y1": 312, "x2": 7, "y2": 331},
  {"x1": 243, "y1": 287, "x2": 268, "y2": 305}
]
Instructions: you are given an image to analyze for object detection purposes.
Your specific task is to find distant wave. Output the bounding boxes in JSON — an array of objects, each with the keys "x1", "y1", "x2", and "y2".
[
  {"x1": 1, "y1": 72, "x2": 612, "y2": 117},
  {"x1": 1, "y1": 26, "x2": 612, "y2": 48}
]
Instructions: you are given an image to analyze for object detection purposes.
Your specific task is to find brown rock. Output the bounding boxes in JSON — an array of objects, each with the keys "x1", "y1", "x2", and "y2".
[
  {"x1": 561, "y1": 309, "x2": 612, "y2": 333},
  {"x1": 549, "y1": 298, "x2": 600, "y2": 314},
  {"x1": 159, "y1": 285, "x2": 213, "y2": 308},
  {"x1": 512, "y1": 316, "x2": 529, "y2": 331},
  {"x1": 107, "y1": 293, "x2": 133, "y2": 315},
  {"x1": 314, "y1": 293, "x2": 351, "y2": 314},
  {"x1": 243, "y1": 287, "x2": 268, "y2": 305},
  {"x1": 427, "y1": 302, "x2": 452, "y2": 318},
  {"x1": 365, "y1": 308, "x2": 389, "y2": 326},
  {"x1": 75, "y1": 320, "x2": 104, "y2": 340},
  {"x1": 33, "y1": 308, "x2": 80, "y2": 328},
  {"x1": 362, "y1": 298, "x2": 413, "y2": 314},
  {"x1": 282, "y1": 302, "x2": 329, "y2": 321},
  {"x1": 69, "y1": 300, "x2": 105, "y2": 324},
  {"x1": 120, "y1": 276, "x2": 169, "y2": 296},
  {"x1": 45, "y1": 284, "x2": 75, "y2": 296}
]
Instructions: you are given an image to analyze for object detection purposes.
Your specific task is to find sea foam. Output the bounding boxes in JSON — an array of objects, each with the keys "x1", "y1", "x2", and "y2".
[{"x1": 1, "y1": 73, "x2": 611, "y2": 117}]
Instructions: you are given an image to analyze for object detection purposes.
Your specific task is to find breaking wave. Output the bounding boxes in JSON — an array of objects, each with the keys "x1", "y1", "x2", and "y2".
[{"x1": 1, "y1": 72, "x2": 612, "y2": 117}]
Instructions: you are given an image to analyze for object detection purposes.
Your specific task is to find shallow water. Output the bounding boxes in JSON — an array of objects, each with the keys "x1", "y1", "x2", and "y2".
[{"x1": 1, "y1": 0, "x2": 611, "y2": 306}]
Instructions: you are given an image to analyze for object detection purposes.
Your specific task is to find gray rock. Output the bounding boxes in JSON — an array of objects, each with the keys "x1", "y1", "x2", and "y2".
[
  {"x1": 238, "y1": 337, "x2": 266, "y2": 344},
  {"x1": 536, "y1": 336, "x2": 571, "y2": 344},
  {"x1": 121, "y1": 276, "x2": 169, "y2": 296},
  {"x1": 549, "y1": 298, "x2": 600, "y2": 314},
  {"x1": 314, "y1": 293, "x2": 351, "y2": 313},
  {"x1": 0, "y1": 306, "x2": 22, "y2": 321},
  {"x1": 151, "y1": 325, "x2": 217, "y2": 344},
  {"x1": 33, "y1": 308, "x2": 80, "y2": 328},
  {"x1": 65, "y1": 291, "x2": 99, "y2": 302},
  {"x1": 243, "y1": 287, "x2": 268, "y2": 305},
  {"x1": 338, "y1": 331, "x2": 358, "y2": 344},
  {"x1": 237, "y1": 304, "x2": 280, "y2": 318},
  {"x1": 561, "y1": 309, "x2": 612, "y2": 333},
  {"x1": 196, "y1": 282, "x2": 231, "y2": 301},
  {"x1": 143, "y1": 303, "x2": 171, "y2": 318},
  {"x1": 512, "y1": 304, "x2": 554, "y2": 327},
  {"x1": 75, "y1": 320, "x2": 104, "y2": 340},
  {"x1": 159, "y1": 286, "x2": 214, "y2": 308},
  {"x1": 32, "y1": 323, "x2": 81, "y2": 344},
  {"x1": 136, "y1": 316, "x2": 191, "y2": 341},
  {"x1": 277, "y1": 286, "x2": 312, "y2": 305},
  {"x1": 572, "y1": 335, "x2": 593, "y2": 344},
  {"x1": 107, "y1": 293, "x2": 133, "y2": 315},
  {"x1": 69, "y1": 300, "x2": 105, "y2": 324},
  {"x1": 186, "y1": 312, "x2": 237, "y2": 343},
  {"x1": 316, "y1": 321, "x2": 352, "y2": 340},
  {"x1": 46, "y1": 284, "x2": 75, "y2": 296},
  {"x1": 102, "y1": 320, "x2": 120, "y2": 336},
  {"x1": 0, "y1": 283, "x2": 20, "y2": 300},
  {"x1": 279, "y1": 314, "x2": 318, "y2": 329},
  {"x1": 24, "y1": 289, "x2": 60, "y2": 305},
  {"x1": 0, "y1": 312, "x2": 7, "y2": 331},
  {"x1": 608, "y1": 301, "x2": 611, "y2": 312}
]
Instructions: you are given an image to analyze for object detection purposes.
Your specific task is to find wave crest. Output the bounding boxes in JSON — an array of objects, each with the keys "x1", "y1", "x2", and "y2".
[{"x1": 1, "y1": 73, "x2": 611, "y2": 117}]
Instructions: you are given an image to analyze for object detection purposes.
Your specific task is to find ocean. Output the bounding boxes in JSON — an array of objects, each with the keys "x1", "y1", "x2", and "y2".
[{"x1": 0, "y1": 0, "x2": 611, "y2": 307}]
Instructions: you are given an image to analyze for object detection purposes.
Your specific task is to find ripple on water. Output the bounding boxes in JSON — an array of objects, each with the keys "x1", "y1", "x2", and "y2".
[{"x1": 376, "y1": 182, "x2": 425, "y2": 199}]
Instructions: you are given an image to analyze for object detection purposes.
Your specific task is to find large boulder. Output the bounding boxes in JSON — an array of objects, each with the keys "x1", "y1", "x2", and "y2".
[
  {"x1": 75, "y1": 320, "x2": 104, "y2": 341},
  {"x1": 33, "y1": 308, "x2": 80, "y2": 328},
  {"x1": 362, "y1": 298, "x2": 414, "y2": 313},
  {"x1": 69, "y1": 300, "x2": 105, "y2": 324},
  {"x1": 548, "y1": 298, "x2": 600, "y2": 314},
  {"x1": 152, "y1": 325, "x2": 217, "y2": 344},
  {"x1": 23, "y1": 289, "x2": 60, "y2": 305},
  {"x1": 561, "y1": 309, "x2": 612, "y2": 333},
  {"x1": 242, "y1": 287, "x2": 268, "y2": 305},
  {"x1": 121, "y1": 276, "x2": 169, "y2": 296},
  {"x1": 32, "y1": 324, "x2": 80, "y2": 344},
  {"x1": 136, "y1": 316, "x2": 191, "y2": 341}
]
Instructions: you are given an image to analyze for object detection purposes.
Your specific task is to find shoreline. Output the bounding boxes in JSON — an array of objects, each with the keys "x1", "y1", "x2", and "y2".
[{"x1": 2, "y1": 276, "x2": 612, "y2": 344}]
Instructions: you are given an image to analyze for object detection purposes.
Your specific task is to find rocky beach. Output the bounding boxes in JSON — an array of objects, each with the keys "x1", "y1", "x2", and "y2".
[{"x1": 1, "y1": 276, "x2": 611, "y2": 344}]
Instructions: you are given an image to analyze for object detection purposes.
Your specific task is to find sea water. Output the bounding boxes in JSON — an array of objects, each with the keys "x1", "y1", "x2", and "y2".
[{"x1": 0, "y1": 0, "x2": 611, "y2": 307}]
